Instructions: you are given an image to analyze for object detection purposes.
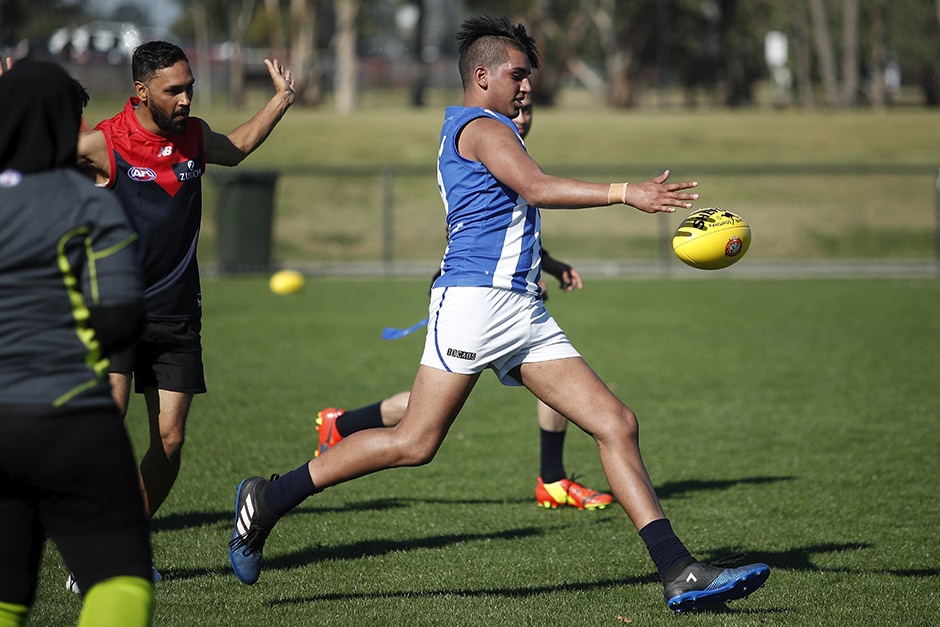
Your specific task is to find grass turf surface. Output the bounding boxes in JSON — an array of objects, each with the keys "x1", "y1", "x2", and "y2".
[
  {"x1": 30, "y1": 275, "x2": 940, "y2": 625},
  {"x1": 43, "y1": 94, "x2": 940, "y2": 624}
]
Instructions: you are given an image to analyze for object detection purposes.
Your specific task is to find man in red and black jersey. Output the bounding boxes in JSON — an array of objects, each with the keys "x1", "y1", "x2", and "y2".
[{"x1": 76, "y1": 41, "x2": 295, "y2": 547}]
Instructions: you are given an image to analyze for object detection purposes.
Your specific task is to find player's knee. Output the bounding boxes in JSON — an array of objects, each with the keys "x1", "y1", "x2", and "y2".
[
  {"x1": 597, "y1": 405, "x2": 640, "y2": 444},
  {"x1": 159, "y1": 429, "x2": 185, "y2": 457},
  {"x1": 388, "y1": 430, "x2": 438, "y2": 466},
  {"x1": 398, "y1": 443, "x2": 438, "y2": 467},
  {"x1": 619, "y1": 406, "x2": 640, "y2": 440}
]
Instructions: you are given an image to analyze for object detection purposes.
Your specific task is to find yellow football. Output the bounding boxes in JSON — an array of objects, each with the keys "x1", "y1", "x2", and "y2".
[
  {"x1": 269, "y1": 269, "x2": 305, "y2": 295},
  {"x1": 672, "y1": 208, "x2": 751, "y2": 270}
]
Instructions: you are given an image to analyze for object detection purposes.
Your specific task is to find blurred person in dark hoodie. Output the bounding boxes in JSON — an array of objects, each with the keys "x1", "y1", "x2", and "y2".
[{"x1": 0, "y1": 58, "x2": 153, "y2": 627}]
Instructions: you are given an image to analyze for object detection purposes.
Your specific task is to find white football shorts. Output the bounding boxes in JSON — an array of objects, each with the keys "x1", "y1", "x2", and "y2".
[{"x1": 420, "y1": 286, "x2": 580, "y2": 386}]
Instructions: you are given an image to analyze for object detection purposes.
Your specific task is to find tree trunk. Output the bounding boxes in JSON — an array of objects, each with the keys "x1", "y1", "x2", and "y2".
[
  {"x1": 793, "y1": 7, "x2": 816, "y2": 108},
  {"x1": 409, "y1": 0, "x2": 427, "y2": 108},
  {"x1": 720, "y1": 0, "x2": 752, "y2": 107},
  {"x1": 808, "y1": 0, "x2": 842, "y2": 107},
  {"x1": 191, "y1": 0, "x2": 212, "y2": 108},
  {"x1": 592, "y1": 0, "x2": 636, "y2": 107},
  {"x1": 867, "y1": 1, "x2": 886, "y2": 108},
  {"x1": 523, "y1": 6, "x2": 586, "y2": 107},
  {"x1": 228, "y1": 0, "x2": 256, "y2": 109},
  {"x1": 525, "y1": 5, "x2": 555, "y2": 106},
  {"x1": 334, "y1": 0, "x2": 359, "y2": 114},
  {"x1": 265, "y1": 0, "x2": 286, "y2": 61},
  {"x1": 840, "y1": 0, "x2": 859, "y2": 107},
  {"x1": 290, "y1": 0, "x2": 321, "y2": 107}
]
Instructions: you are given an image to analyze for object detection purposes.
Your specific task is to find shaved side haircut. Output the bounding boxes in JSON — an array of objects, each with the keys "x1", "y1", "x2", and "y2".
[{"x1": 456, "y1": 15, "x2": 540, "y2": 89}]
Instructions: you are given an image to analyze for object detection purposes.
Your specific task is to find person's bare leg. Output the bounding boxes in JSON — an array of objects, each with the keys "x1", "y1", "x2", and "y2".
[
  {"x1": 536, "y1": 398, "x2": 566, "y2": 431},
  {"x1": 379, "y1": 390, "x2": 410, "y2": 426},
  {"x1": 308, "y1": 366, "x2": 478, "y2": 488},
  {"x1": 138, "y1": 388, "x2": 191, "y2": 518},
  {"x1": 109, "y1": 372, "x2": 132, "y2": 417},
  {"x1": 520, "y1": 357, "x2": 664, "y2": 529}
]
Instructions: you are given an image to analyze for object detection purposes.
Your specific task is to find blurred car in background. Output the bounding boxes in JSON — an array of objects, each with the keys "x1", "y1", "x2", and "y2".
[{"x1": 49, "y1": 21, "x2": 160, "y2": 65}]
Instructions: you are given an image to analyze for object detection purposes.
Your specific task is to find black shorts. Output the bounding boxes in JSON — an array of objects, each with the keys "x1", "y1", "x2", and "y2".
[
  {"x1": 0, "y1": 403, "x2": 152, "y2": 604},
  {"x1": 109, "y1": 319, "x2": 207, "y2": 394}
]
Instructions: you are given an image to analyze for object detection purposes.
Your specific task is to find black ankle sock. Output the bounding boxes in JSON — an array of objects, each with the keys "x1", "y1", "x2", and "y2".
[
  {"x1": 336, "y1": 401, "x2": 384, "y2": 437},
  {"x1": 539, "y1": 429, "x2": 566, "y2": 483},
  {"x1": 265, "y1": 464, "x2": 320, "y2": 517},
  {"x1": 638, "y1": 519, "x2": 695, "y2": 580}
]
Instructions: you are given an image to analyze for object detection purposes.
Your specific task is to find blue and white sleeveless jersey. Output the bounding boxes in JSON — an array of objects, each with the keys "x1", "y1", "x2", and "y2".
[{"x1": 434, "y1": 106, "x2": 542, "y2": 295}]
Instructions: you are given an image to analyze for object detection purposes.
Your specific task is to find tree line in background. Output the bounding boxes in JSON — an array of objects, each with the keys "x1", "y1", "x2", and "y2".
[{"x1": 2, "y1": 0, "x2": 939, "y2": 109}]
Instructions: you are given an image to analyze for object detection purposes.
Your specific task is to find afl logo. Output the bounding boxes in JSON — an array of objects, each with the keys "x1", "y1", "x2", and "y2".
[
  {"x1": 128, "y1": 166, "x2": 157, "y2": 182},
  {"x1": 725, "y1": 236, "x2": 744, "y2": 257}
]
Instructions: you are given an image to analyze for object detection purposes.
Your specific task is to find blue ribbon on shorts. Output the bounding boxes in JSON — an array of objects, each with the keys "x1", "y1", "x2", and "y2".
[{"x1": 381, "y1": 316, "x2": 429, "y2": 341}]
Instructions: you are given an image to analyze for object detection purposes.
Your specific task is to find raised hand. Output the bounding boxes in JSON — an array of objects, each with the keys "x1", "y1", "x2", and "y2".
[{"x1": 263, "y1": 58, "x2": 296, "y2": 105}]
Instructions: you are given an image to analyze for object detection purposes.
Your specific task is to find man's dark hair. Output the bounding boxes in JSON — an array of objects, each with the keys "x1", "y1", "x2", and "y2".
[
  {"x1": 71, "y1": 78, "x2": 89, "y2": 115},
  {"x1": 132, "y1": 41, "x2": 188, "y2": 83},
  {"x1": 456, "y1": 15, "x2": 539, "y2": 89}
]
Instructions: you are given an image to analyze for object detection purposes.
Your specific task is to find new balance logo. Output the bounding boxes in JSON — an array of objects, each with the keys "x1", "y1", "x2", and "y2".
[{"x1": 157, "y1": 146, "x2": 174, "y2": 157}]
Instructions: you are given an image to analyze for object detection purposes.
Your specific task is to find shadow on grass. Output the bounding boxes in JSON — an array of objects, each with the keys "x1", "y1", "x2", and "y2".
[
  {"x1": 151, "y1": 474, "x2": 793, "y2": 533},
  {"x1": 160, "y1": 475, "x2": 931, "y2": 592},
  {"x1": 267, "y1": 526, "x2": 546, "y2": 568},
  {"x1": 259, "y1": 539, "x2": 920, "y2": 616},
  {"x1": 267, "y1": 572, "x2": 660, "y2": 606},
  {"x1": 652, "y1": 541, "x2": 939, "y2": 585},
  {"x1": 264, "y1": 575, "x2": 789, "y2": 619},
  {"x1": 170, "y1": 536, "x2": 937, "y2": 577},
  {"x1": 701, "y1": 542, "x2": 884, "y2": 573},
  {"x1": 887, "y1": 567, "x2": 940, "y2": 577},
  {"x1": 154, "y1": 521, "x2": 936, "y2": 616},
  {"x1": 656, "y1": 475, "x2": 795, "y2": 500},
  {"x1": 157, "y1": 524, "x2": 549, "y2": 582},
  {"x1": 152, "y1": 497, "x2": 450, "y2": 533}
]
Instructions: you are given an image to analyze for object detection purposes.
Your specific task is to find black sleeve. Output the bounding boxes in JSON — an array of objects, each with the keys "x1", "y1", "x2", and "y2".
[{"x1": 88, "y1": 302, "x2": 145, "y2": 353}]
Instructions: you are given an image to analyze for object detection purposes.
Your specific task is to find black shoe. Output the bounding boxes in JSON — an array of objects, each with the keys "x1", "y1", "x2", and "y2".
[
  {"x1": 664, "y1": 560, "x2": 770, "y2": 613},
  {"x1": 228, "y1": 475, "x2": 280, "y2": 585}
]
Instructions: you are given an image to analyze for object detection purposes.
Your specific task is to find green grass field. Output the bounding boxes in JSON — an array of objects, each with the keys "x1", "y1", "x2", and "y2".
[
  {"x1": 30, "y1": 276, "x2": 940, "y2": 625},
  {"x1": 36, "y1": 93, "x2": 936, "y2": 624}
]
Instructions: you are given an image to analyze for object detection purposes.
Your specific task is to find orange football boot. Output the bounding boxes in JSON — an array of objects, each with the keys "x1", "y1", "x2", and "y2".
[
  {"x1": 315, "y1": 408, "x2": 345, "y2": 457},
  {"x1": 535, "y1": 477, "x2": 613, "y2": 510}
]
